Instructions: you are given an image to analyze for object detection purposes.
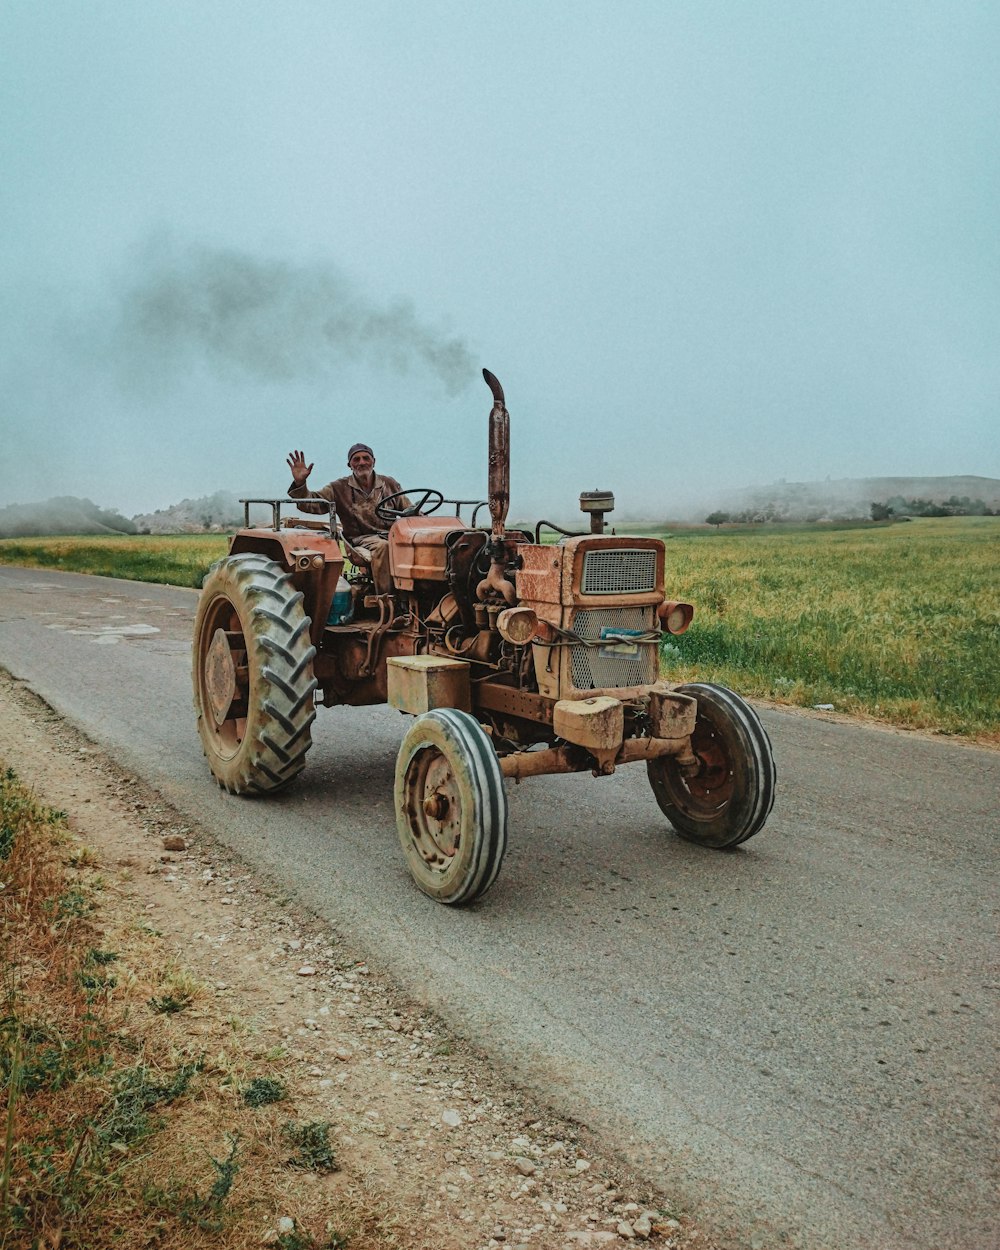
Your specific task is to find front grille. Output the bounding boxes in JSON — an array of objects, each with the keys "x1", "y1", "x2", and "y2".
[
  {"x1": 569, "y1": 606, "x2": 658, "y2": 691},
  {"x1": 581, "y1": 548, "x2": 657, "y2": 595}
]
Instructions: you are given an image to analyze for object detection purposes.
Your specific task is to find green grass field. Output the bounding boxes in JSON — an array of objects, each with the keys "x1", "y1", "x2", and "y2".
[
  {"x1": 0, "y1": 533, "x2": 229, "y2": 589},
  {"x1": 657, "y1": 516, "x2": 999, "y2": 741},
  {"x1": 1, "y1": 518, "x2": 996, "y2": 740}
]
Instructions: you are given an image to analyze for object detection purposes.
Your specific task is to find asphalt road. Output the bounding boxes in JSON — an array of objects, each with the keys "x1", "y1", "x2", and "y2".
[{"x1": 0, "y1": 565, "x2": 996, "y2": 1250}]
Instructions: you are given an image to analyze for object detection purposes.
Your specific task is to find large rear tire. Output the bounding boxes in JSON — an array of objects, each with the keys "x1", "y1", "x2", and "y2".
[
  {"x1": 192, "y1": 554, "x2": 317, "y2": 794},
  {"x1": 647, "y1": 682, "x2": 775, "y2": 848},
  {"x1": 394, "y1": 709, "x2": 508, "y2": 904}
]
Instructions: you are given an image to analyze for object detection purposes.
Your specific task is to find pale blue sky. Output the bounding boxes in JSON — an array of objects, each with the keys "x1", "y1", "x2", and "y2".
[{"x1": 1, "y1": 2, "x2": 997, "y2": 518}]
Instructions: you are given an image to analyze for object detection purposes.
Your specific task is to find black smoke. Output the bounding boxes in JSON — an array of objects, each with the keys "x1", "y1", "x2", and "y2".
[{"x1": 114, "y1": 240, "x2": 476, "y2": 396}]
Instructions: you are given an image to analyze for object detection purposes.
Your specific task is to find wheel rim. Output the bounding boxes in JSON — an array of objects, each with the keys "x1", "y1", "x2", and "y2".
[
  {"x1": 197, "y1": 594, "x2": 249, "y2": 759},
  {"x1": 647, "y1": 681, "x2": 775, "y2": 848},
  {"x1": 680, "y1": 719, "x2": 736, "y2": 818},
  {"x1": 401, "y1": 745, "x2": 465, "y2": 872}
]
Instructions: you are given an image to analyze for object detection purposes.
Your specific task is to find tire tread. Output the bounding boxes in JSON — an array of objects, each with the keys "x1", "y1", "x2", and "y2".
[{"x1": 193, "y1": 554, "x2": 317, "y2": 796}]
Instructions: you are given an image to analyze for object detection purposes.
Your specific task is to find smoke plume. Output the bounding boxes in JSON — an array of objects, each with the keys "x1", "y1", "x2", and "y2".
[{"x1": 114, "y1": 240, "x2": 476, "y2": 395}]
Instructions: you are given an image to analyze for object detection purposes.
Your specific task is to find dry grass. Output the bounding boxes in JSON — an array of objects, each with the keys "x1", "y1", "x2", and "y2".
[{"x1": 0, "y1": 767, "x2": 414, "y2": 1250}]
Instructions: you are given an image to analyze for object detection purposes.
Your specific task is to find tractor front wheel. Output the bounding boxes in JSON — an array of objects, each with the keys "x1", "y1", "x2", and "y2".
[
  {"x1": 647, "y1": 682, "x2": 776, "y2": 848},
  {"x1": 394, "y1": 709, "x2": 508, "y2": 904},
  {"x1": 192, "y1": 554, "x2": 317, "y2": 794}
]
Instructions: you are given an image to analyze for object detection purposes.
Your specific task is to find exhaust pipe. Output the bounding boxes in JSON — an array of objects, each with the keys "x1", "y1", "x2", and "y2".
[
  {"x1": 477, "y1": 369, "x2": 516, "y2": 606},
  {"x1": 483, "y1": 368, "x2": 509, "y2": 541}
]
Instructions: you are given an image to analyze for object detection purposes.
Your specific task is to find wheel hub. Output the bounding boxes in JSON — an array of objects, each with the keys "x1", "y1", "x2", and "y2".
[
  {"x1": 205, "y1": 627, "x2": 238, "y2": 725},
  {"x1": 405, "y1": 749, "x2": 463, "y2": 866},
  {"x1": 423, "y1": 791, "x2": 451, "y2": 822},
  {"x1": 687, "y1": 728, "x2": 734, "y2": 806}
]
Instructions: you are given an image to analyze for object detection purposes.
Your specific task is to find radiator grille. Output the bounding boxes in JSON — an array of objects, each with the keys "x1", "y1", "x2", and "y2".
[
  {"x1": 581, "y1": 548, "x2": 658, "y2": 594},
  {"x1": 568, "y1": 606, "x2": 658, "y2": 691}
]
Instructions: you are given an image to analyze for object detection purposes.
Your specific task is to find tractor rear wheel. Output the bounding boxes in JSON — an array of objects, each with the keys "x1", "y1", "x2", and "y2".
[
  {"x1": 647, "y1": 682, "x2": 775, "y2": 848},
  {"x1": 394, "y1": 709, "x2": 508, "y2": 904},
  {"x1": 192, "y1": 554, "x2": 317, "y2": 794}
]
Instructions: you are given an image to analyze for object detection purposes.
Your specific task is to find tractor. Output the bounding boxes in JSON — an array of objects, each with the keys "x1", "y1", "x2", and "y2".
[{"x1": 192, "y1": 370, "x2": 776, "y2": 904}]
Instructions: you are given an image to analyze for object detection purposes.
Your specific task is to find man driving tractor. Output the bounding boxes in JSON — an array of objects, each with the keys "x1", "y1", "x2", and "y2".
[
  {"x1": 287, "y1": 442, "x2": 410, "y2": 594},
  {"x1": 192, "y1": 371, "x2": 776, "y2": 905}
]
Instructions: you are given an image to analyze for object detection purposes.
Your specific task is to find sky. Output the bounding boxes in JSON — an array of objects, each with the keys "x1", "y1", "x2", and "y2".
[{"x1": 1, "y1": 1, "x2": 998, "y2": 520}]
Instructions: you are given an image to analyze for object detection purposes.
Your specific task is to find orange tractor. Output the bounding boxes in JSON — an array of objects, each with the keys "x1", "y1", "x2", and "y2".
[{"x1": 193, "y1": 371, "x2": 775, "y2": 904}]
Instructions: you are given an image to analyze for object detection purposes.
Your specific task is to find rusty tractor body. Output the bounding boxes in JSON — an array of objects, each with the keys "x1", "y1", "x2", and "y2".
[{"x1": 193, "y1": 370, "x2": 776, "y2": 904}]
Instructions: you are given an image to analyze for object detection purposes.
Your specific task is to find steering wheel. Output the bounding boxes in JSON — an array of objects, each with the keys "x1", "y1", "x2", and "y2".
[{"x1": 375, "y1": 488, "x2": 444, "y2": 523}]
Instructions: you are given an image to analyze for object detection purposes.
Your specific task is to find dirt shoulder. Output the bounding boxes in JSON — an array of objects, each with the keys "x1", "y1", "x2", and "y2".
[{"x1": 0, "y1": 668, "x2": 715, "y2": 1250}]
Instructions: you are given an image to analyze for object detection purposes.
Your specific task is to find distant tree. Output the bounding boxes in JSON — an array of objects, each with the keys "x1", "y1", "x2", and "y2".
[
  {"x1": 705, "y1": 511, "x2": 730, "y2": 528},
  {"x1": 942, "y1": 495, "x2": 988, "y2": 515},
  {"x1": 870, "y1": 502, "x2": 893, "y2": 522}
]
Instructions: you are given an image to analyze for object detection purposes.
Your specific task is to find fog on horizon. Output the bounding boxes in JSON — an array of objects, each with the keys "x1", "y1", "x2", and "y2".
[{"x1": 1, "y1": 3, "x2": 997, "y2": 522}]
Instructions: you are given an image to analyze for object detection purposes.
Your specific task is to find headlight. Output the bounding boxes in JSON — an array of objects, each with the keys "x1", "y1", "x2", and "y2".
[{"x1": 657, "y1": 600, "x2": 694, "y2": 635}]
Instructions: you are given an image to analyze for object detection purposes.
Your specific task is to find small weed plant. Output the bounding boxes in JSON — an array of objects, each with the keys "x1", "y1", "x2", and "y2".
[
  {"x1": 148, "y1": 992, "x2": 193, "y2": 1015},
  {"x1": 144, "y1": 1134, "x2": 241, "y2": 1232},
  {"x1": 242, "y1": 1075, "x2": 287, "y2": 1107},
  {"x1": 282, "y1": 1120, "x2": 338, "y2": 1173},
  {"x1": 278, "y1": 1227, "x2": 349, "y2": 1250}
]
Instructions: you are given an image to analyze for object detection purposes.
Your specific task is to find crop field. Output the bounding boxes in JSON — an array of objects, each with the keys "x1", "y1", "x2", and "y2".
[
  {"x1": 0, "y1": 517, "x2": 996, "y2": 740},
  {"x1": 657, "y1": 516, "x2": 999, "y2": 741},
  {"x1": 0, "y1": 533, "x2": 229, "y2": 589}
]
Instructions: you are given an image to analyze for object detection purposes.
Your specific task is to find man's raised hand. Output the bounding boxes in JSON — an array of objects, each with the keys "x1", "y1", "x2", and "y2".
[{"x1": 286, "y1": 449, "x2": 313, "y2": 487}]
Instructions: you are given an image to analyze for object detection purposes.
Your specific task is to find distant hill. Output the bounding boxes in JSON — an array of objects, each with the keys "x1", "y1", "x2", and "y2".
[
  {"x1": 693, "y1": 475, "x2": 1000, "y2": 523},
  {"x1": 4, "y1": 477, "x2": 997, "y2": 538},
  {"x1": 0, "y1": 491, "x2": 246, "y2": 537},
  {"x1": 132, "y1": 491, "x2": 245, "y2": 533},
  {"x1": 0, "y1": 496, "x2": 138, "y2": 538}
]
